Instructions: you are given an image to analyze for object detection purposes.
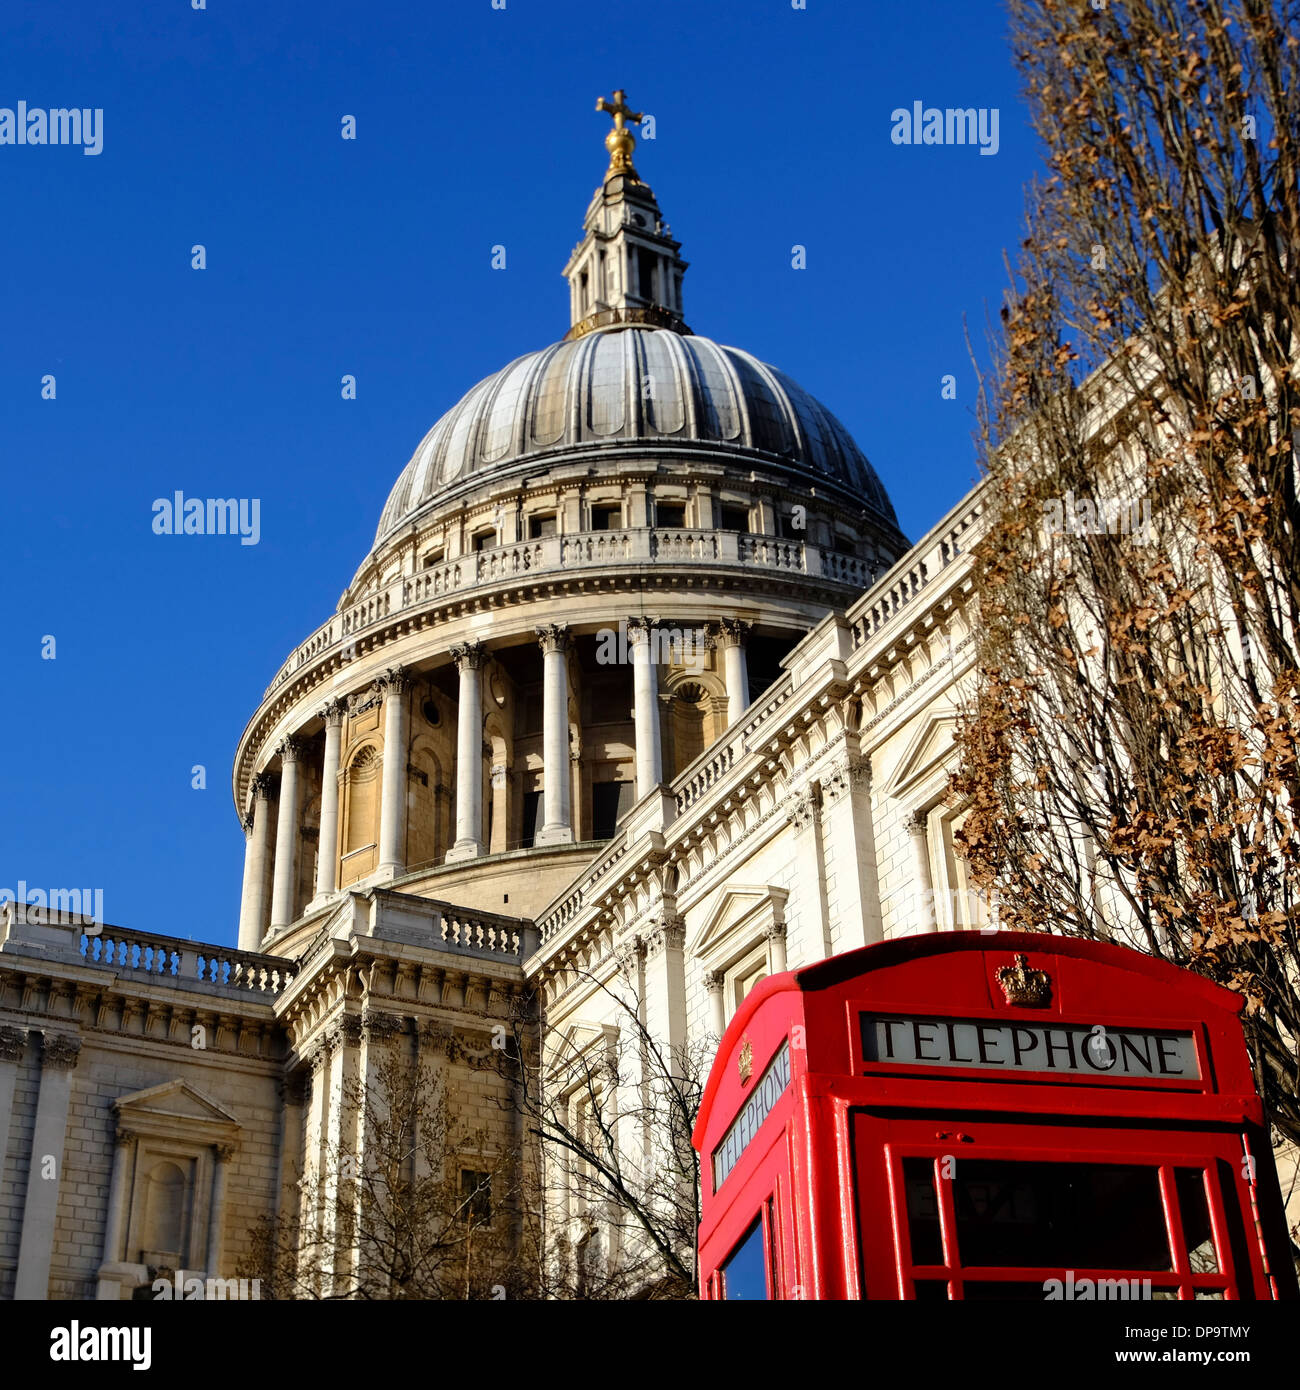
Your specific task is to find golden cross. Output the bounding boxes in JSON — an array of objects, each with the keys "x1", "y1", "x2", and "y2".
[{"x1": 596, "y1": 89, "x2": 642, "y2": 131}]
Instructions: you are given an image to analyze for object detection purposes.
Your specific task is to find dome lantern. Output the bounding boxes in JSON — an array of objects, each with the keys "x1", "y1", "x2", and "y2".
[{"x1": 563, "y1": 89, "x2": 690, "y2": 341}]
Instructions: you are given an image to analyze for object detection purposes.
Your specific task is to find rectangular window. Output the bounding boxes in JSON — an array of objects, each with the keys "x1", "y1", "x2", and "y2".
[
  {"x1": 472, "y1": 530, "x2": 496, "y2": 552},
  {"x1": 591, "y1": 780, "x2": 635, "y2": 840},
  {"x1": 591, "y1": 504, "x2": 621, "y2": 531},
  {"x1": 720, "y1": 1218, "x2": 770, "y2": 1300},
  {"x1": 638, "y1": 247, "x2": 658, "y2": 302},
  {"x1": 459, "y1": 1170, "x2": 492, "y2": 1225},
  {"x1": 423, "y1": 548, "x2": 445, "y2": 568},
  {"x1": 520, "y1": 789, "x2": 544, "y2": 848},
  {"x1": 657, "y1": 501, "x2": 686, "y2": 529},
  {"x1": 720, "y1": 505, "x2": 750, "y2": 533},
  {"x1": 528, "y1": 513, "x2": 556, "y2": 539}
]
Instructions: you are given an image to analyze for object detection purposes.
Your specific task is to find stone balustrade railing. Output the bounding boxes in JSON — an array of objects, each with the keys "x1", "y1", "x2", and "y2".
[
  {"x1": 848, "y1": 497, "x2": 984, "y2": 648},
  {"x1": 80, "y1": 928, "x2": 298, "y2": 996},
  {"x1": 264, "y1": 527, "x2": 874, "y2": 699},
  {"x1": 437, "y1": 911, "x2": 529, "y2": 957}
]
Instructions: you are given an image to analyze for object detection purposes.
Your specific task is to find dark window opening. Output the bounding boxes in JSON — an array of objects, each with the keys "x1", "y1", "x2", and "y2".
[
  {"x1": 591, "y1": 505, "x2": 621, "y2": 531},
  {"x1": 472, "y1": 530, "x2": 496, "y2": 552},
  {"x1": 423, "y1": 548, "x2": 445, "y2": 568},
  {"x1": 591, "y1": 781, "x2": 635, "y2": 840},
  {"x1": 657, "y1": 501, "x2": 687, "y2": 530},
  {"x1": 459, "y1": 1170, "x2": 492, "y2": 1225},
  {"x1": 520, "y1": 789, "x2": 544, "y2": 848},
  {"x1": 638, "y1": 248, "x2": 657, "y2": 303},
  {"x1": 528, "y1": 514, "x2": 557, "y2": 539},
  {"x1": 778, "y1": 514, "x2": 803, "y2": 539},
  {"x1": 720, "y1": 505, "x2": 750, "y2": 533}
]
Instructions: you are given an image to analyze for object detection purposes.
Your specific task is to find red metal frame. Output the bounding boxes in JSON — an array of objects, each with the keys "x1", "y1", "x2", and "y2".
[{"x1": 693, "y1": 932, "x2": 1298, "y2": 1301}]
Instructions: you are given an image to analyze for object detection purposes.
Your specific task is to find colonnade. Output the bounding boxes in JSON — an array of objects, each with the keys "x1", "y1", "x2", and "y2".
[{"x1": 237, "y1": 619, "x2": 753, "y2": 950}]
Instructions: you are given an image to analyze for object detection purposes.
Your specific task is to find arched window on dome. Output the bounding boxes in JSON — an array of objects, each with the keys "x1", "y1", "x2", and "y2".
[
  {"x1": 340, "y1": 745, "x2": 381, "y2": 887},
  {"x1": 667, "y1": 679, "x2": 726, "y2": 781}
]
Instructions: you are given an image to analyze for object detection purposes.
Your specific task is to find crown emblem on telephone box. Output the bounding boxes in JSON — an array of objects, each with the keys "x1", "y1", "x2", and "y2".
[{"x1": 996, "y1": 953, "x2": 1052, "y2": 1007}]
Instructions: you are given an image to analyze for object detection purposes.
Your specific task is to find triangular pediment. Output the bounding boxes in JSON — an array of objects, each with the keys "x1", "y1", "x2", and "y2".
[
  {"x1": 885, "y1": 711, "x2": 959, "y2": 799},
  {"x1": 113, "y1": 1079, "x2": 241, "y2": 1129},
  {"x1": 691, "y1": 884, "x2": 788, "y2": 962}
]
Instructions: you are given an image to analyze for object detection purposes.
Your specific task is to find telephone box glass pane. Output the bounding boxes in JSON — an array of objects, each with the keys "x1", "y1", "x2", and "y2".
[
  {"x1": 902, "y1": 1158, "x2": 944, "y2": 1265},
  {"x1": 1174, "y1": 1168, "x2": 1219, "y2": 1272},
  {"x1": 952, "y1": 1160, "x2": 1171, "y2": 1270},
  {"x1": 720, "y1": 1219, "x2": 769, "y2": 1300}
]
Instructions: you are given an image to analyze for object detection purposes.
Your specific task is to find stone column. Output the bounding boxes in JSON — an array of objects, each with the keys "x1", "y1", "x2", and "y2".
[
  {"x1": 204, "y1": 1144, "x2": 235, "y2": 1275},
  {"x1": 702, "y1": 970, "x2": 725, "y2": 1037},
  {"x1": 447, "y1": 642, "x2": 486, "y2": 861},
  {"x1": 377, "y1": 668, "x2": 410, "y2": 880},
  {"x1": 628, "y1": 618, "x2": 663, "y2": 798},
  {"x1": 237, "y1": 773, "x2": 275, "y2": 951},
  {"x1": 907, "y1": 810, "x2": 939, "y2": 933},
  {"x1": 14, "y1": 1032, "x2": 81, "y2": 1299},
  {"x1": 717, "y1": 619, "x2": 752, "y2": 728},
  {"x1": 765, "y1": 921, "x2": 788, "y2": 974},
  {"x1": 535, "y1": 625, "x2": 574, "y2": 846},
  {"x1": 270, "y1": 738, "x2": 305, "y2": 932},
  {"x1": 314, "y1": 700, "x2": 346, "y2": 899},
  {"x1": 95, "y1": 1126, "x2": 138, "y2": 1298}
]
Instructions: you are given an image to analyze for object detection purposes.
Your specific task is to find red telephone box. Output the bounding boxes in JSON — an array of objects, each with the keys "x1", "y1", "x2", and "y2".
[{"x1": 693, "y1": 931, "x2": 1298, "y2": 1301}]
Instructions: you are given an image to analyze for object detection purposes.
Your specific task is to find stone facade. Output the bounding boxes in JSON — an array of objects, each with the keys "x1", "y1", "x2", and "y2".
[{"x1": 3, "y1": 108, "x2": 1293, "y2": 1298}]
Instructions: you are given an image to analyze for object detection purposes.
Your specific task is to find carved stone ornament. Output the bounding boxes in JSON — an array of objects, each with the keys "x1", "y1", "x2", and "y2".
[
  {"x1": 787, "y1": 788, "x2": 821, "y2": 831},
  {"x1": 823, "y1": 755, "x2": 871, "y2": 805},
  {"x1": 332, "y1": 1014, "x2": 364, "y2": 1049},
  {"x1": 277, "y1": 735, "x2": 306, "y2": 765},
  {"x1": 701, "y1": 970, "x2": 725, "y2": 994},
  {"x1": 319, "y1": 698, "x2": 347, "y2": 728},
  {"x1": 0, "y1": 1026, "x2": 27, "y2": 1064},
  {"x1": 717, "y1": 618, "x2": 752, "y2": 648},
  {"x1": 41, "y1": 1033, "x2": 82, "y2": 1070},
  {"x1": 381, "y1": 665, "x2": 410, "y2": 694},
  {"x1": 451, "y1": 640, "x2": 488, "y2": 674},
  {"x1": 536, "y1": 623, "x2": 570, "y2": 655},
  {"x1": 643, "y1": 914, "x2": 686, "y2": 959},
  {"x1": 250, "y1": 771, "x2": 277, "y2": 801},
  {"x1": 363, "y1": 1010, "x2": 405, "y2": 1040}
]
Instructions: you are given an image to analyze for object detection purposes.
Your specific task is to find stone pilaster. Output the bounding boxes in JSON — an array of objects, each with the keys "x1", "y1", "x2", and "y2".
[{"x1": 14, "y1": 1032, "x2": 81, "y2": 1299}]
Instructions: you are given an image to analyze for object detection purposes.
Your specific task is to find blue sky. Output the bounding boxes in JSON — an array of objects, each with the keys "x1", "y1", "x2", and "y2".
[{"x1": 0, "y1": 0, "x2": 1033, "y2": 946}]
